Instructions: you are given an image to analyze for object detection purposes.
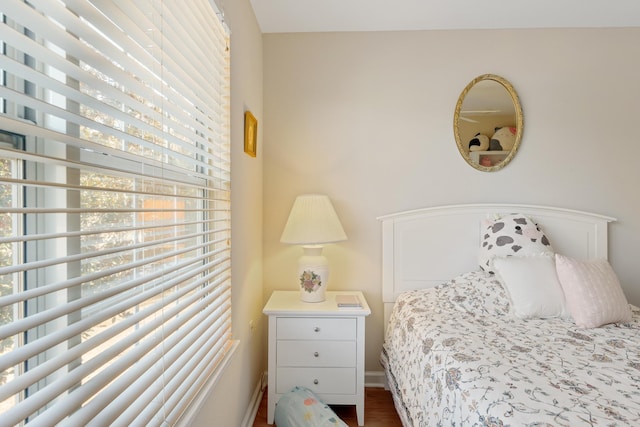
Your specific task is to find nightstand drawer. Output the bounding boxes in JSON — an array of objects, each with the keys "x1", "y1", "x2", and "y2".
[
  {"x1": 276, "y1": 367, "x2": 356, "y2": 394},
  {"x1": 277, "y1": 317, "x2": 356, "y2": 340},
  {"x1": 277, "y1": 340, "x2": 356, "y2": 367}
]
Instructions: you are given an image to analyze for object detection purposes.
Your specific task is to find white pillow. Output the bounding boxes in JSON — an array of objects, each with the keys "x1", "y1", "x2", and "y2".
[
  {"x1": 479, "y1": 213, "x2": 554, "y2": 273},
  {"x1": 492, "y1": 253, "x2": 568, "y2": 319},
  {"x1": 555, "y1": 254, "x2": 632, "y2": 328}
]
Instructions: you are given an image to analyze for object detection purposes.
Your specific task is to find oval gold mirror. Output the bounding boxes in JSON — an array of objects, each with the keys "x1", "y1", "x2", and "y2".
[{"x1": 453, "y1": 74, "x2": 523, "y2": 172}]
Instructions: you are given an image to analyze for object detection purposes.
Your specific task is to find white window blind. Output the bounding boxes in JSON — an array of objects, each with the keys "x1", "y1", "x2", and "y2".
[{"x1": 0, "y1": 1, "x2": 231, "y2": 425}]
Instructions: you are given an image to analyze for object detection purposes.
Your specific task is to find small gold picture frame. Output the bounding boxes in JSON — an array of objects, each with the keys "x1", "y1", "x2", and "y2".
[{"x1": 244, "y1": 111, "x2": 257, "y2": 157}]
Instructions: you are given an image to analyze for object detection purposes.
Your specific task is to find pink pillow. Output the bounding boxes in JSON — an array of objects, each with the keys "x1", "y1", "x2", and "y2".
[{"x1": 555, "y1": 254, "x2": 632, "y2": 328}]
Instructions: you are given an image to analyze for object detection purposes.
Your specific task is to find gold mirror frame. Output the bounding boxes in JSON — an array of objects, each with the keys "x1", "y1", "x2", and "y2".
[{"x1": 453, "y1": 74, "x2": 524, "y2": 172}]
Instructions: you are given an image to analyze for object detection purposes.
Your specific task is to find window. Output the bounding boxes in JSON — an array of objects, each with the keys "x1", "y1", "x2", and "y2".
[{"x1": 0, "y1": 1, "x2": 231, "y2": 425}]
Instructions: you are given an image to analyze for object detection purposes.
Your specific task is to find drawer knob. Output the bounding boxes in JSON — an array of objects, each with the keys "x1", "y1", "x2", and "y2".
[
  {"x1": 314, "y1": 352, "x2": 319, "y2": 357},
  {"x1": 313, "y1": 379, "x2": 319, "y2": 385},
  {"x1": 314, "y1": 327, "x2": 320, "y2": 333}
]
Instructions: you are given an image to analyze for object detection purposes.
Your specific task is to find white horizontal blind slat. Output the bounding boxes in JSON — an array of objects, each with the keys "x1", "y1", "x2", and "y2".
[
  {"x1": 5, "y1": 286, "x2": 231, "y2": 426},
  {"x1": 0, "y1": 216, "x2": 225, "y2": 246},
  {"x1": 0, "y1": 53, "x2": 211, "y2": 160},
  {"x1": 0, "y1": 7, "x2": 227, "y2": 175},
  {"x1": 0, "y1": 228, "x2": 229, "y2": 307},
  {"x1": 0, "y1": 227, "x2": 223, "y2": 278},
  {"x1": 29, "y1": 0, "x2": 219, "y2": 138},
  {"x1": 0, "y1": 265, "x2": 232, "y2": 423},
  {"x1": 124, "y1": 317, "x2": 232, "y2": 426},
  {"x1": 147, "y1": 317, "x2": 233, "y2": 425},
  {"x1": 0, "y1": 142, "x2": 227, "y2": 195},
  {"x1": 0, "y1": 271, "x2": 230, "y2": 404},
  {"x1": 0, "y1": 0, "x2": 230, "y2": 424},
  {"x1": 49, "y1": 290, "x2": 231, "y2": 427},
  {"x1": 0, "y1": 43, "x2": 225, "y2": 171},
  {"x1": 0, "y1": 257, "x2": 230, "y2": 371},
  {"x1": 78, "y1": 294, "x2": 232, "y2": 427},
  {"x1": 0, "y1": 85, "x2": 219, "y2": 177},
  {"x1": 0, "y1": 230, "x2": 229, "y2": 311}
]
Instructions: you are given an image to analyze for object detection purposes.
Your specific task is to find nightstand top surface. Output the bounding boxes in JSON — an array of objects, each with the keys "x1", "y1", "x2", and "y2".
[{"x1": 263, "y1": 291, "x2": 371, "y2": 316}]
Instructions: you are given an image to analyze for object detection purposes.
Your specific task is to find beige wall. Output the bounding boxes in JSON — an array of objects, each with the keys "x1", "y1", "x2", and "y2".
[
  {"x1": 188, "y1": 0, "x2": 264, "y2": 425},
  {"x1": 262, "y1": 28, "x2": 640, "y2": 372}
]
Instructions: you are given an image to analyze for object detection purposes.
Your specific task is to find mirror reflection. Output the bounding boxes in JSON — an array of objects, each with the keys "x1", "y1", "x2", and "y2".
[{"x1": 453, "y1": 74, "x2": 523, "y2": 172}]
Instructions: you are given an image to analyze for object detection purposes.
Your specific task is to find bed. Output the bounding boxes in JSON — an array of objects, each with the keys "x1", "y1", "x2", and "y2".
[{"x1": 378, "y1": 204, "x2": 640, "y2": 426}]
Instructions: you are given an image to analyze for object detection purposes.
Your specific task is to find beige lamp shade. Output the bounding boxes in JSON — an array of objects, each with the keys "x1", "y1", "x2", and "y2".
[{"x1": 280, "y1": 194, "x2": 347, "y2": 245}]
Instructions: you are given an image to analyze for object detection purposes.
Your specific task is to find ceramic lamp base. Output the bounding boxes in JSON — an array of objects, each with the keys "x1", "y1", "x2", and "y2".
[{"x1": 298, "y1": 246, "x2": 328, "y2": 303}]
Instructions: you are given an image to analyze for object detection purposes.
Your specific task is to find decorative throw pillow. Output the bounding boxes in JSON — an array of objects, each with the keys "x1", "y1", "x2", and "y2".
[
  {"x1": 493, "y1": 253, "x2": 568, "y2": 319},
  {"x1": 555, "y1": 254, "x2": 632, "y2": 328},
  {"x1": 479, "y1": 213, "x2": 554, "y2": 273}
]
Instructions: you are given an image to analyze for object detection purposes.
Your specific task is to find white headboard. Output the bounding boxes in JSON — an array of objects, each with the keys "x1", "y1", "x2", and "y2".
[{"x1": 378, "y1": 204, "x2": 615, "y2": 327}]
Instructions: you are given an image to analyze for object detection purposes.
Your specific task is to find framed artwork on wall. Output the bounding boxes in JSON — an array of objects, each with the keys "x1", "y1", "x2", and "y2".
[{"x1": 244, "y1": 111, "x2": 257, "y2": 157}]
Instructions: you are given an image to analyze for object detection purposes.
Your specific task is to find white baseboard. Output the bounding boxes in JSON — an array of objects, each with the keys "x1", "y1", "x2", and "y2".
[
  {"x1": 241, "y1": 371, "x2": 267, "y2": 427},
  {"x1": 364, "y1": 370, "x2": 386, "y2": 388}
]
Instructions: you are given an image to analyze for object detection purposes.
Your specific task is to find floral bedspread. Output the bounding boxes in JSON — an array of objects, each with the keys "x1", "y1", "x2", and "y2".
[{"x1": 381, "y1": 271, "x2": 640, "y2": 427}]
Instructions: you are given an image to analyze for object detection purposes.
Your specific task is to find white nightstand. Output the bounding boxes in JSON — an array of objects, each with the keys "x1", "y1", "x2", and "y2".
[{"x1": 263, "y1": 291, "x2": 371, "y2": 426}]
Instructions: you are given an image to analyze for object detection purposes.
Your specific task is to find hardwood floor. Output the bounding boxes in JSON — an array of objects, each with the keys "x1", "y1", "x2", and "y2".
[{"x1": 252, "y1": 387, "x2": 403, "y2": 427}]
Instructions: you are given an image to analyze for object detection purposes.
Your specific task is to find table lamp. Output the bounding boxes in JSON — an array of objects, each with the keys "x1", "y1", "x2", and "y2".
[{"x1": 280, "y1": 194, "x2": 347, "y2": 302}]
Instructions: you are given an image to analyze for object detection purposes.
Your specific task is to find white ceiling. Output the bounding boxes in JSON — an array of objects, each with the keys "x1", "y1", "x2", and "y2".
[{"x1": 248, "y1": 0, "x2": 640, "y2": 33}]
